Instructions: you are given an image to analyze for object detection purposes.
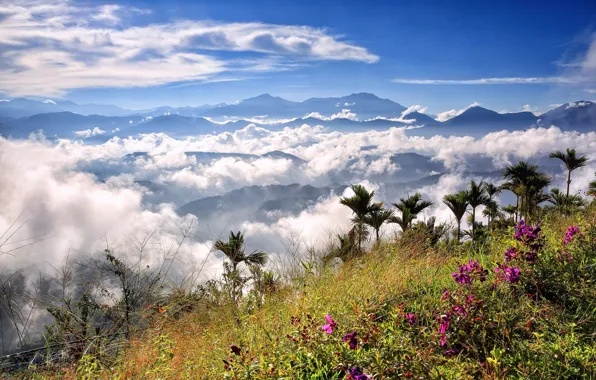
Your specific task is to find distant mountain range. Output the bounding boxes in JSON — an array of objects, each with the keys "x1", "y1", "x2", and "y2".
[{"x1": 1, "y1": 95, "x2": 594, "y2": 139}]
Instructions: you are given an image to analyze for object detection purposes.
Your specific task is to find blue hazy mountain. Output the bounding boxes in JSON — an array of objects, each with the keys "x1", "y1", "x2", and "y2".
[
  {"x1": 538, "y1": 101, "x2": 596, "y2": 132},
  {"x1": 0, "y1": 112, "x2": 145, "y2": 139},
  {"x1": 0, "y1": 98, "x2": 135, "y2": 118},
  {"x1": 1, "y1": 96, "x2": 595, "y2": 139}
]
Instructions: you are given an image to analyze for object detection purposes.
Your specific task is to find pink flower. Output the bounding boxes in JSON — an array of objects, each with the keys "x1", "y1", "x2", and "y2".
[
  {"x1": 404, "y1": 313, "x2": 417, "y2": 325},
  {"x1": 321, "y1": 314, "x2": 337, "y2": 334},
  {"x1": 563, "y1": 226, "x2": 580, "y2": 245},
  {"x1": 343, "y1": 331, "x2": 358, "y2": 349},
  {"x1": 452, "y1": 305, "x2": 467, "y2": 317},
  {"x1": 439, "y1": 314, "x2": 451, "y2": 346}
]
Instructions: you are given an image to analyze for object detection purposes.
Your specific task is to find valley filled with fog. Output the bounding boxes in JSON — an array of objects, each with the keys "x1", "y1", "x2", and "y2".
[{"x1": 1, "y1": 93, "x2": 596, "y2": 352}]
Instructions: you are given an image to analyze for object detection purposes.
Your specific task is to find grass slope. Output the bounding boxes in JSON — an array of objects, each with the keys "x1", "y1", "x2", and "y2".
[{"x1": 37, "y1": 211, "x2": 596, "y2": 379}]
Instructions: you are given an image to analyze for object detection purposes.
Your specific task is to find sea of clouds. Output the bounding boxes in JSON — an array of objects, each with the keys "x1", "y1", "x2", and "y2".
[{"x1": 2, "y1": 124, "x2": 596, "y2": 280}]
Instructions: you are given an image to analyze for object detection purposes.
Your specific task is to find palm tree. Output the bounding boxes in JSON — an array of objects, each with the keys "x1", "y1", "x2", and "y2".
[
  {"x1": 483, "y1": 182, "x2": 502, "y2": 226},
  {"x1": 363, "y1": 207, "x2": 394, "y2": 244},
  {"x1": 214, "y1": 231, "x2": 268, "y2": 271},
  {"x1": 214, "y1": 231, "x2": 268, "y2": 303},
  {"x1": 466, "y1": 180, "x2": 489, "y2": 242},
  {"x1": 589, "y1": 179, "x2": 596, "y2": 198},
  {"x1": 549, "y1": 148, "x2": 588, "y2": 197},
  {"x1": 389, "y1": 207, "x2": 415, "y2": 233},
  {"x1": 547, "y1": 188, "x2": 585, "y2": 213},
  {"x1": 391, "y1": 193, "x2": 433, "y2": 232},
  {"x1": 501, "y1": 205, "x2": 517, "y2": 221},
  {"x1": 482, "y1": 199, "x2": 502, "y2": 228},
  {"x1": 502, "y1": 161, "x2": 551, "y2": 222},
  {"x1": 500, "y1": 181, "x2": 521, "y2": 222},
  {"x1": 340, "y1": 184, "x2": 382, "y2": 250},
  {"x1": 323, "y1": 233, "x2": 354, "y2": 264},
  {"x1": 443, "y1": 191, "x2": 469, "y2": 244}
]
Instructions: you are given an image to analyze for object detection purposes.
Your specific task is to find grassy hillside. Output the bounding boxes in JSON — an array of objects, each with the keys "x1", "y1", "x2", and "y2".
[{"x1": 45, "y1": 210, "x2": 596, "y2": 379}]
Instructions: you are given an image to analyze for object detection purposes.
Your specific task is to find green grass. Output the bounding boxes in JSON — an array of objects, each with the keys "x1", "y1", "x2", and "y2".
[{"x1": 37, "y1": 211, "x2": 596, "y2": 379}]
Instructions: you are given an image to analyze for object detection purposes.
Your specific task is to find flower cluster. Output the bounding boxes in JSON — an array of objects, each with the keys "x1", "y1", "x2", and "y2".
[
  {"x1": 495, "y1": 265, "x2": 520, "y2": 284},
  {"x1": 509, "y1": 220, "x2": 543, "y2": 264},
  {"x1": 514, "y1": 220, "x2": 541, "y2": 243},
  {"x1": 348, "y1": 367, "x2": 370, "y2": 380},
  {"x1": 505, "y1": 247, "x2": 518, "y2": 262},
  {"x1": 563, "y1": 226, "x2": 580, "y2": 245},
  {"x1": 452, "y1": 259, "x2": 488, "y2": 284}
]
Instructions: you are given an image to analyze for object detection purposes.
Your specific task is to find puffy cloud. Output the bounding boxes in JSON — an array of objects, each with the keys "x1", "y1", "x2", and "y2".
[
  {"x1": 435, "y1": 102, "x2": 480, "y2": 122},
  {"x1": 304, "y1": 109, "x2": 358, "y2": 121},
  {"x1": 402, "y1": 104, "x2": 428, "y2": 116},
  {"x1": 0, "y1": 137, "x2": 219, "y2": 279},
  {"x1": 0, "y1": 0, "x2": 378, "y2": 96},
  {"x1": 73, "y1": 127, "x2": 105, "y2": 138}
]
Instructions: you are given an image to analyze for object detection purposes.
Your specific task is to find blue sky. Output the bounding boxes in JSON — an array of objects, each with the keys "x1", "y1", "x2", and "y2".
[{"x1": 1, "y1": 0, "x2": 596, "y2": 113}]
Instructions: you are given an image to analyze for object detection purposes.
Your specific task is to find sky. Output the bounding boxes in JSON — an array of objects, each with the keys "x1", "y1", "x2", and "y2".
[{"x1": 1, "y1": 0, "x2": 596, "y2": 113}]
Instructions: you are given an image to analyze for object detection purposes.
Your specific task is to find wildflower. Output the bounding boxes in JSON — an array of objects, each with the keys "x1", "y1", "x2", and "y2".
[
  {"x1": 441, "y1": 289, "x2": 451, "y2": 301},
  {"x1": 505, "y1": 247, "x2": 518, "y2": 262},
  {"x1": 348, "y1": 367, "x2": 370, "y2": 380},
  {"x1": 452, "y1": 270, "x2": 471, "y2": 285},
  {"x1": 444, "y1": 349, "x2": 460, "y2": 357},
  {"x1": 563, "y1": 225, "x2": 580, "y2": 245},
  {"x1": 452, "y1": 305, "x2": 467, "y2": 317},
  {"x1": 321, "y1": 314, "x2": 337, "y2": 334},
  {"x1": 404, "y1": 313, "x2": 417, "y2": 325},
  {"x1": 439, "y1": 314, "x2": 451, "y2": 346},
  {"x1": 514, "y1": 220, "x2": 541, "y2": 242},
  {"x1": 343, "y1": 330, "x2": 358, "y2": 350},
  {"x1": 452, "y1": 259, "x2": 487, "y2": 284},
  {"x1": 230, "y1": 344, "x2": 241, "y2": 355},
  {"x1": 524, "y1": 250, "x2": 538, "y2": 264},
  {"x1": 495, "y1": 265, "x2": 520, "y2": 284}
]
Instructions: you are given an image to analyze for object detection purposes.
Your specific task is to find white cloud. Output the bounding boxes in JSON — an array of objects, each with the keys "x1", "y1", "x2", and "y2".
[
  {"x1": 391, "y1": 77, "x2": 574, "y2": 85},
  {"x1": 566, "y1": 101, "x2": 591, "y2": 109},
  {"x1": 402, "y1": 104, "x2": 428, "y2": 117},
  {"x1": 304, "y1": 109, "x2": 358, "y2": 121},
  {"x1": 73, "y1": 127, "x2": 105, "y2": 139},
  {"x1": 0, "y1": 0, "x2": 378, "y2": 96},
  {"x1": 435, "y1": 102, "x2": 480, "y2": 122},
  {"x1": 0, "y1": 137, "x2": 219, "y2": 277}
]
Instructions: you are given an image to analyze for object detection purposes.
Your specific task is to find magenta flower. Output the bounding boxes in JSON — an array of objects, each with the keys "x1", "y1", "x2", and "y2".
[
  {"x1": 404, "y1": 313, "x2": 417, "y2": 325},
  {"x1": 452, "y1": 271, "x2": 471, "y2": 284},
  {"x1": 524, "y1": 250, "x2": 538, "y2": 263},
  {"x1": 321, "y1": 314, "x2": 337, "y2": 334},
  {"x1": 515, "y1": 220, "x2": 541, "y2": 242},
  {"x1": 452, "y1": 305, "x2": 467, "y2": 317},
  {"x1": 563, "y1": 226, "x2": 580, "y2": 245},
  {"x1": 439, "y1": 314, "x2": 451, "y2": 346},
  {"x1": 444, "y1": 349, "x2": 460, "y2": 357},
  {"x1": 505, "y1": 247, "x2": 518, "y2": 262},
  {"x1": 343, "y1": 330, "x2": 358, "y2": 350},
  {"x1": 452, "y1": 259, "x2": 487, "y2": 284},
  {"x1": 441, "y1": 289, "x2": 451, "y2": 301},
  {"x1": 348, "y1": 367, "x2": 370, "y2": 380},
  {"x1": 495, "y1": 265, "x2": 520, "y2": 284}
]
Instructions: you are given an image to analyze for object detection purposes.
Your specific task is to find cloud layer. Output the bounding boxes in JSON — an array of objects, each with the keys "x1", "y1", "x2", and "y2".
[{"x1": 0, "y1": 0, "x2": 378, "y2": 96}]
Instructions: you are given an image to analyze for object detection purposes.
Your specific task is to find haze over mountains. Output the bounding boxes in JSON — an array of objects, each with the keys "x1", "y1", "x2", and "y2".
[{"x1": 1, "y1": 94, "x2": 595, "y2": 140}]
